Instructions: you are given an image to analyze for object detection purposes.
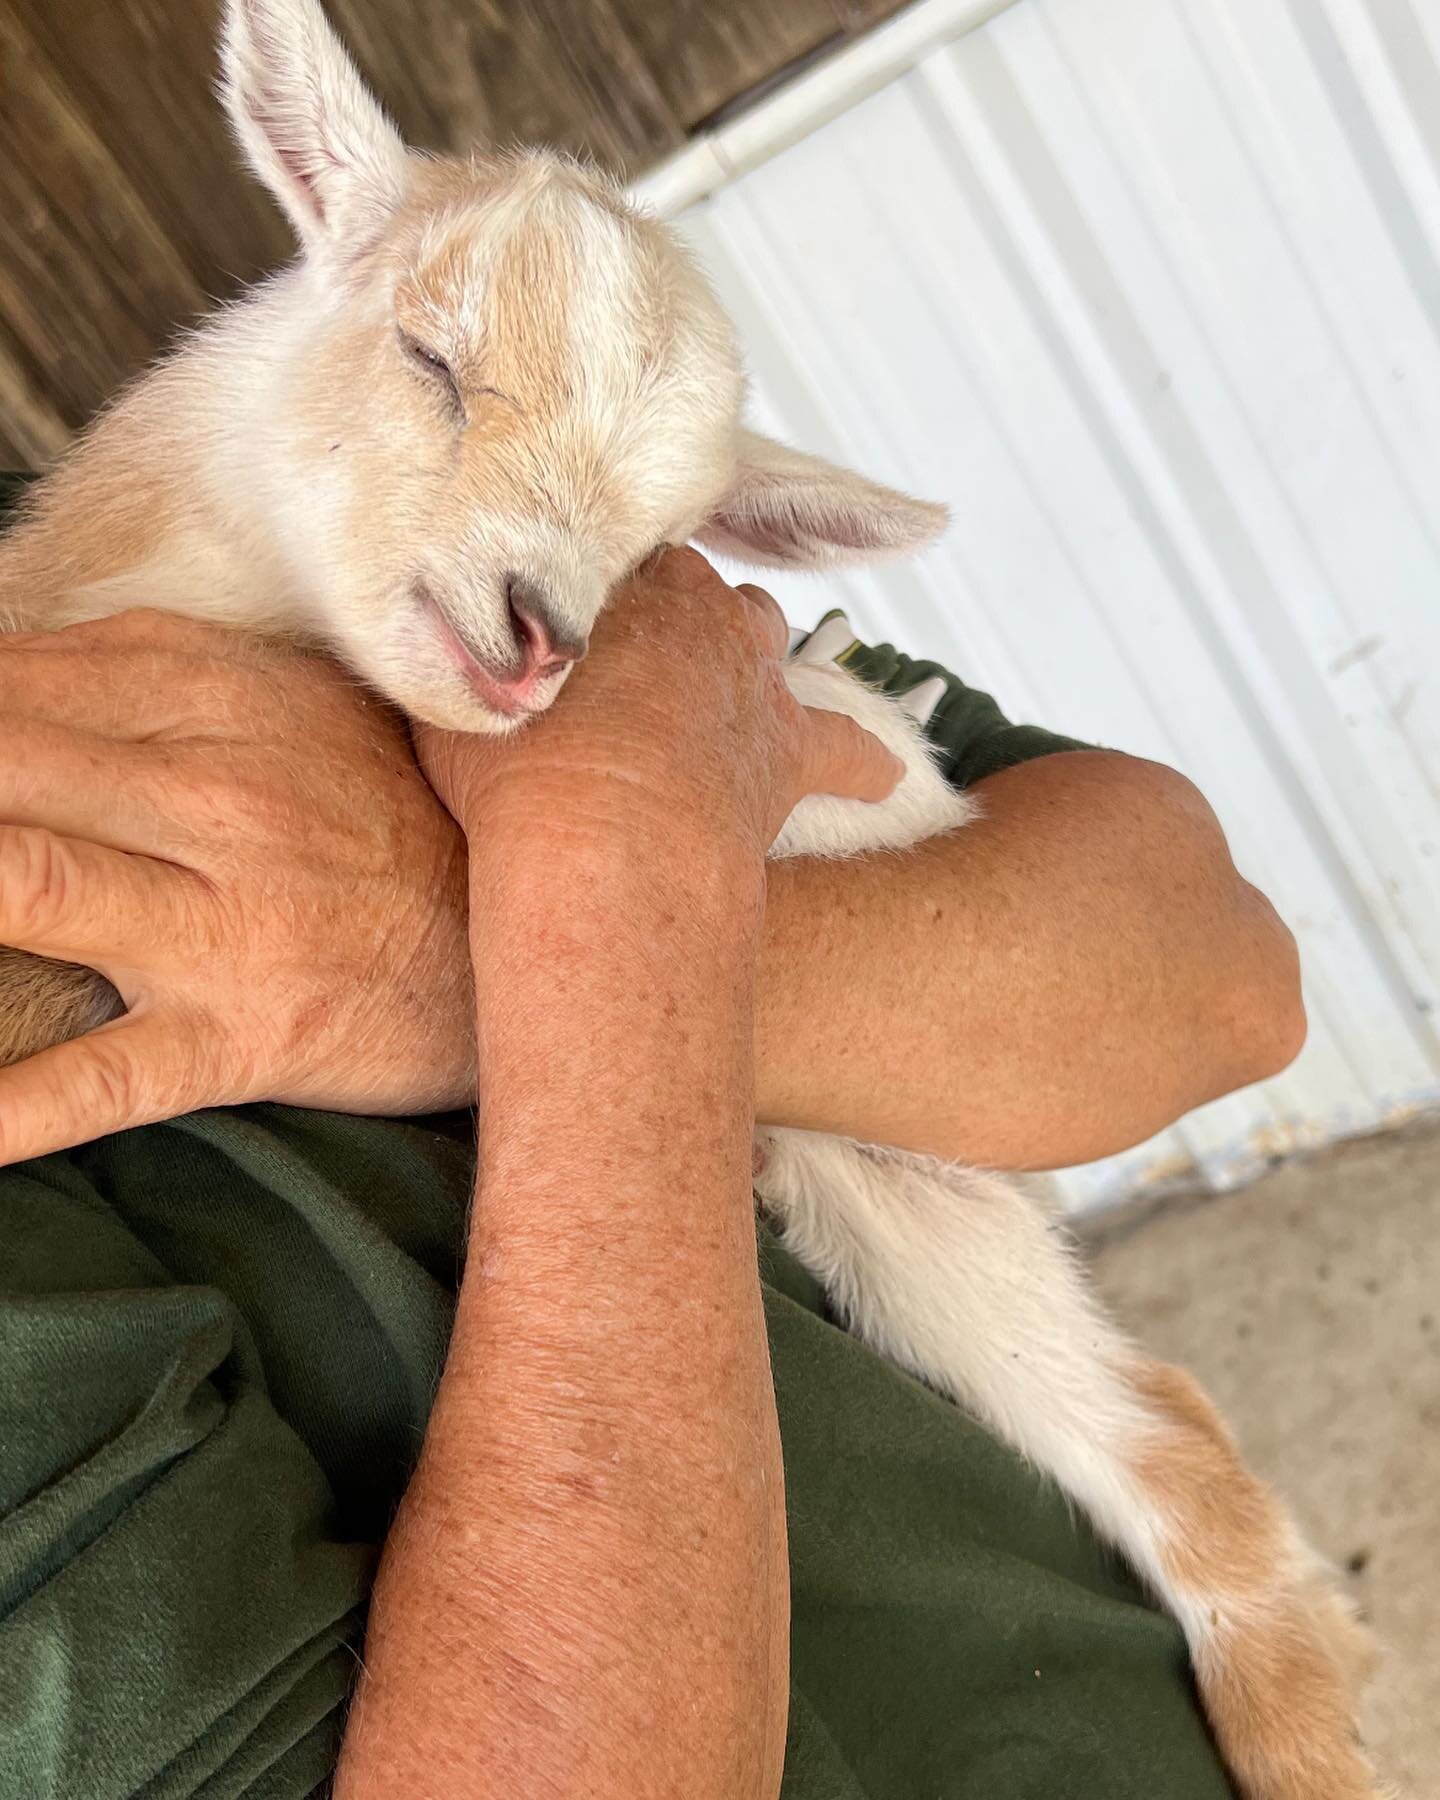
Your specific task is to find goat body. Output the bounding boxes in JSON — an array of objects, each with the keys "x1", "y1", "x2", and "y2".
[{"x1": 0, "y1": 4, "x2": 1388, "y2": 1794}]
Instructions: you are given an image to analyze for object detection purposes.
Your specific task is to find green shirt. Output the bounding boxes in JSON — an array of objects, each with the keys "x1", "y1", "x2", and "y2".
[{"x1": 0, "y1": 475, "x2": 1228, "y2": 1799}]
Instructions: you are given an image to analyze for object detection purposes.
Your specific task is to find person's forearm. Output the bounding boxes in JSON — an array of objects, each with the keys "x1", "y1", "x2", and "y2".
[
  {"x1": 337, "y1": 820, "x2": 788, "y2": 1800},
  {"x1": 754, "y1": 750, "x2": 1305, "y2": 1170}
]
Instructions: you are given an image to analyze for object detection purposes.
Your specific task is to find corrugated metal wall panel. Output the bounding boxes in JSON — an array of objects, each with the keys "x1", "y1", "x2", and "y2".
[{"x1": 667, "y1": 0, "x2": 1440, "y2": 1210}]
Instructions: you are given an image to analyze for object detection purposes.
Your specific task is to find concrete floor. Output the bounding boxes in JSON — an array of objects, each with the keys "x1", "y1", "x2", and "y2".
[{"x1": 1084, "y1": 1120, "x2": 1440, "y2": 1799}]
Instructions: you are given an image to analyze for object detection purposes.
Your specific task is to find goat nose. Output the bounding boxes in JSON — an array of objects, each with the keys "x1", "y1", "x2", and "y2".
[{"x1": 505, "y1": 575, "x2": 589, "y2": 680}]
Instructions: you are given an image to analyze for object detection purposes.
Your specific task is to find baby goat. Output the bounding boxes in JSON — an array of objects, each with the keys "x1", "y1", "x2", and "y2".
[{"x1": 0, "y1": 2, "x2": 1388, "y2": 1794}]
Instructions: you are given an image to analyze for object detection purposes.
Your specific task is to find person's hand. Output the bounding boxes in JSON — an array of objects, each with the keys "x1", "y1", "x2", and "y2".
[
  {"x1": 419, "y1": 547, "x2": 902, "y2": 873},
  {"x1": 0, "y1": 610, "x2": 473, "y2": 1164},
  {"x1": 0, "y1": 552, "x2": 900, "y2": 1166}
]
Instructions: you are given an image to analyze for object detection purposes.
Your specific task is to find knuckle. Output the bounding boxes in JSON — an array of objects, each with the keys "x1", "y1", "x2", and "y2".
[
  {"x1": 661, "y1": 543, "x2": 709, "y2": 577},
  {"x1": 78, "y1": 609, "x2": 257, "y2": 675},
  {"x1": 653, "y1": 544, "x2": 722, "y2": 599},
  {"x1": 1, "y1": 826, "x2": 80, "y2": 941},
  {"x1": 80, "y1": 607, "x2": 190, "y2": 649},
  {"x1": 161, "y1": 756, "x2": 278, "y2": 843},
  {"x1": 79, "y1": 1037, "x2": 142, "y2": 1122},
  {"x1": 0, "y1": 627, "x2": 51, "y2": 654},
  {"x1": 107, "y1": 607, "x2": 172, "y2": 632},
  {"x1": 105, "y1": 607, "x2": 220, "y2": 646},
  {"x1": 228, "y1": 769, "x2": 294, "y2": 841}
]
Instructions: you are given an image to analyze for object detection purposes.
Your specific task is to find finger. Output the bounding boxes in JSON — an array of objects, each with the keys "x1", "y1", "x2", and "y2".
[
  {"x1": 0, "y1": 1008, "x2": 211, "y2": 1166},
  {"x1": 0, "y1": 643, "x2": 216, "y2": 740},
  {"x1": 0, "y1": 615, "x2": 302, "y2": 740},
  {"x1": 0, "y1": 606, "x2": 260, "y2": 660},
  {"x1": 0, "y1": 721, "x2": 185, "y2": 856},
  {"x1": 734, "y1": 584, "x2": 790, "y2": 659},
  {"x1": 796, "y1": 706, "x2": 905, "y2": 806},
  {"x1": 412, "y1": 722, "x2": 506, "y2": 820},
  {"x1": 0, "y1": 823, "x2": 197, "y2": 966}
]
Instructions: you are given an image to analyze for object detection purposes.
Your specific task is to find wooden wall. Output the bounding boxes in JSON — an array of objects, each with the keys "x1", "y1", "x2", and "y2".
[{"x1": 0, "y1": 0, "x2": 902, "y2": 467}]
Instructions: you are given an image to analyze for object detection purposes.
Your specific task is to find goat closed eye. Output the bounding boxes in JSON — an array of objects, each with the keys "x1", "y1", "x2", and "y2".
[{"x1": 398, "y1": 331, "x2": 464, "y2": 415}]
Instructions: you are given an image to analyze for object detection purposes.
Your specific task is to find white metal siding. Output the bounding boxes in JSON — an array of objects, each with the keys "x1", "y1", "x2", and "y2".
[{"x1": 654, "y1": 0, "x2": 1440, "y2": 1210}]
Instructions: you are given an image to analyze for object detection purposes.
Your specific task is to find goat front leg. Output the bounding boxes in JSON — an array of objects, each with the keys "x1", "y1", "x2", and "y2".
[{"x1": 775, "y1": 650, "x2": 974, "y2": 858}]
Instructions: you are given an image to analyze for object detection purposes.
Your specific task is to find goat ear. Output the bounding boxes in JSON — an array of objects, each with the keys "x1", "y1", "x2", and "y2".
[
  {"x1": 220, "y1": 0, "x2": 408, "y2": 251},
  {"x1": 695, "y1": 430, "x2": 948, "y2": 569}
]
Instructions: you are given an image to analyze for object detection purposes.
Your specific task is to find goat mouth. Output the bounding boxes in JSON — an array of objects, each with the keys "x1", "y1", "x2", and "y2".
[{"x1": 415, "y1": 583, "x2": 549, "y2": 720}]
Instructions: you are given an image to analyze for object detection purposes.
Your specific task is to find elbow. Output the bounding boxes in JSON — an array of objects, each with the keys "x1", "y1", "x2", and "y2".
[
  {"x1": 1214, "y1": 883, "x2": 1308, "y2": 1093},
  {"x1": 1131, "y1": 757, "x2": 1307, "y2": 1099},
  {"x1": 1238, "y1": 963, "x2": 1308, "y2": 1086},
  {"x1": 1262, "y1": 934, "x2": 1309, "y2": 1078}
]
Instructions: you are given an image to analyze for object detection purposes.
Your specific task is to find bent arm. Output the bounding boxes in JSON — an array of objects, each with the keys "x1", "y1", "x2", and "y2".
[
  {"x1": 755, "y1": 749, "x2": 1305, "y2": 1170},
  {"x1": 0, "y1": 582, "x2": 1297, "y2": 1182}
]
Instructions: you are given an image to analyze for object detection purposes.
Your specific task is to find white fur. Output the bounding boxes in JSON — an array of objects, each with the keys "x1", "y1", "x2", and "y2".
[
  {"x1": 775, "y1": 659, "x2": 973, "y2": 858},
  {"x1": 768, "y1": 670, "x2": 1388, "y2": 1797},
  {"x1": 221, "y1": 0, "x2": 408, "y2": 250},
  {"x1": 4, "y1": 0, "x2": 943, "y2": 735},
  {"x1": 0, "y1": 5, "x2": 1382, "y2": 1791},
  {"x1": 768, "y1": 672, "x2": 1180, "y2": 1629}
]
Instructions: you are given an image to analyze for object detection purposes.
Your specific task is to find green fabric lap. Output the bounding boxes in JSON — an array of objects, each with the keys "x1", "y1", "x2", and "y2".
[
  {"x1": 766, "y1": 1284, "x2": 1229, "y2": 1799},
  {"x1": 1, "y1": 1149, "x2": 367, "y2": 1798},
  {"x1": 0, "y1": 1109, "x2": 1233, "y2": 1798},
  {"x1": 0, "y1": 471, "x2": 1227, "y2": 1799}
]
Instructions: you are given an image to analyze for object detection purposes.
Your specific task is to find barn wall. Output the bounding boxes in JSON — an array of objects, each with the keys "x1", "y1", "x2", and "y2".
[
  {"x1": 0, "y1": 0, "x2": 906, "y2": 464},
  {"x1": 653, "y1": 0, "x2": 1440, "y2": 1208}
]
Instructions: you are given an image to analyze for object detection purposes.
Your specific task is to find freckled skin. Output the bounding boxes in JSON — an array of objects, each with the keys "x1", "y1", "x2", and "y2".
[{"x1": 0, "y1": 2, "x2": 1377, "y2": 1793}]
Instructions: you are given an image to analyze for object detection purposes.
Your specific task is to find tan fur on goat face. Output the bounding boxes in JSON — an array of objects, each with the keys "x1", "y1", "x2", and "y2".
[
  {"x1": 270, "y1": 152, "x2": 745, "y2": 733},
  {"x1": 211, "y1": 0, "x2": 944, "y2": 733}
]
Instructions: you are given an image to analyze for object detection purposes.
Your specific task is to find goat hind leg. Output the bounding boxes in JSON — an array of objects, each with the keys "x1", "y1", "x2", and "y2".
[
  {"x1": 755, "y1": 1129, "x2": 1386, "y2": 1799},
  {"x1": 1127, "y1": 1358, "x2": 1385, "y2": 1798}
]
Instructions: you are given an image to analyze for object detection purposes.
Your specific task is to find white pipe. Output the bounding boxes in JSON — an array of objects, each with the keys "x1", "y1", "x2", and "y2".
[{"x1": 629, "y1": 0, "x2": 1022, "y2": 217}]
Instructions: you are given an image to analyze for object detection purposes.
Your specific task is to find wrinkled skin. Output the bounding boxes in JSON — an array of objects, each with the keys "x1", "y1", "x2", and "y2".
[
  {"x1": 0, "y1": 551, "x2": 899, "y2": 1166},
  {"x1": 0, "y1": 606, "x2": 473, "y2": 1162}
]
